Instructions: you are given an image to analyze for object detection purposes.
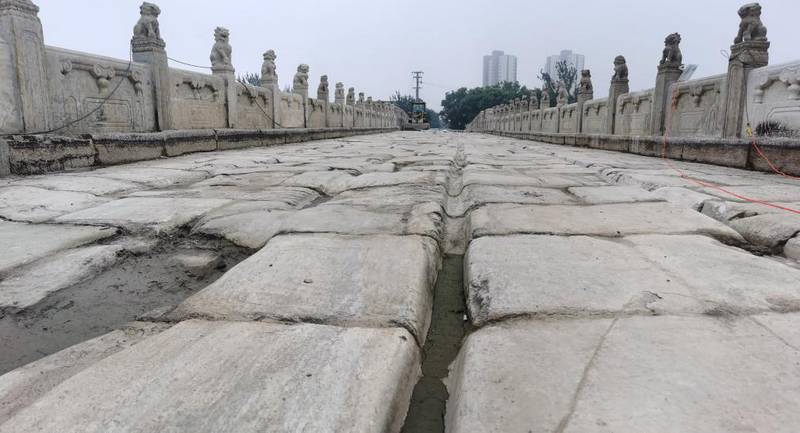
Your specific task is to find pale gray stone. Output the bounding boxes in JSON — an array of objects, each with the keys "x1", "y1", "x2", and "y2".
[
  {"x1": 345, "y1": 171, "x2": 445, "y2": 191},
  {"x1": 465, "y1": 235, "x2": 695, "y2": 326},
  {"x1": 55, "y1": 197, "x2": 232, "y2": 233},
  {"x1": 0, "y1": 245, "x2": 122, "y2": 310},
  {"x1": 468, "y1": 203, "x2": 744, "y2": 242},
  {"x1": 0, "y1": 321, "x2": 420, "y2": 433},
  {"x1": 193, "y1": 209, "x2": 290, "y2": 249},
  {"x1": 652, "y1": 186, "x2": 718, "y2": 210},
  {"x1": 0, "y1": 186, "x2": 108, "y2": 222},
  {"x1": 172, "y1": 234, "x2": 438, "y2": 342},
  {"x1": 568, "y1": 185, "x2": 661, "y2": 204},
  {"x1": 0, "y1": 221, "x2": 116, "y2": 275},
  {"x1": 447, "y1": 185, "x2": 576, "y2": 217},
  {"x1": 785, "y1": 237, "x2": 800, "y2": 261},
  {"x1": 699, "y1": 185, "x2": 800, "y2": 202},
  {"x1": 447, "y1": 315, "x2": 800, "y2": 433},
  {"x1": 327, "y1": 184, "x2": 447, "y2": 212},
  {"x1": 281, "y1": 171, "x2": 355, "y2": 195},
  {"x1": 130, "y1": 185, "x2": 319, "y2": 204},
  {"x1": 728, "y1": 213, "x2": 800, "y2": 248},
  {"x1": 82, "y1": 167, "x2": 208, "y2": 189},
  {"x1": 0, "y1": 322, "x2": 168, "y2": 424},
  {"x1": 9, "y1": 175, "x2": 141, "y2": 195}
]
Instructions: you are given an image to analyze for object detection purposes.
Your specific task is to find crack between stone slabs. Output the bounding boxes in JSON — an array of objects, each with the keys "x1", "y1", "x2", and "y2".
[
  {"x1": 553, "y1": 317, "x2": 619, "y2": 433},
  {"x1": 749, "y1": 316, "x2": 800, "y2": 353}
]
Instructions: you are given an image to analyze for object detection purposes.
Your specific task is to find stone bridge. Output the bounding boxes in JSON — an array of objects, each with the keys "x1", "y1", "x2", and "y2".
[
  {"x1": 1, "y1": 1, "x2": 800, "y2": 433},
  {"x1": 1, "y1": 130, "x2": 799, "y2": 432}
]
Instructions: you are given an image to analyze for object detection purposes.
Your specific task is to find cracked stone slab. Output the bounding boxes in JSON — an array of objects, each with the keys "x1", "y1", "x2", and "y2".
[
  {"x1": 172, "y1": 234, "x2": 439, "y2": 342},
  {"x1": 281, "y1": 171, "x2": 356, "y2": 195},
  {"x1": 195, "y1": 203, "x2": 443, "y2": 250},
  {"x1": 447, "y1": 315, "x2": 800, "y2": 433},
  {"x1": 652, "y1": 187, "x2": 718, "y2": 211},
  {"x1": 465, "y1": 236, "x2": 695, "y2": 326},
  {"x1": 129, "y1": 185, "x2": 320, "y2": 204},
  {"x1": 468, "y1": 202, "x2": 743, "y2": 242},
  {"x1": 0, "y1": 320, "x2": 419, "y2": 433},
  {"x1": 326, "y1": 184, "x2": 447, "y2": 212},
  {"x1": 0, "y1": 186, "x2": 109, "y2": 223},
  {"x1": 55, "y1": 197, "x2": 232, "y2": 233},
  {"x1": 447, "y1": 185, "x2": 575, "y2": 217},
  {"x1": 0, "y1": 322, "x2": 168, "y2": 424},
  {"x1": 344, "y1": 171, "x2": 446, "y2": 191},
  {"x1": 0, "y1": 222, "x2": 116, "y2": 276},
  {"x1": 79, "y1": 167, "x2": 208, "y2": 189},
  {"x1": 568, "y1": 186, "x2": 661, "y2": 204},
  {"x1": 698, "y1": 185, "x2": 800, "y2": 203},
  {"x1": 0, "y1": 245, "x2": 123, "y2": 311},
  {"x1": 8, "y1": 175, "x2": 142, "y2": 195},
  {"x1": 700, "y1": 200, "x2": 800, "y2": 222}
]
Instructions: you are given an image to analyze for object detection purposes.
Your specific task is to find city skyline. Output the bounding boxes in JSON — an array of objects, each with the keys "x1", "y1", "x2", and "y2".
[{"x1": 482, "y1": 50, "x2": 518, "y2": 86}]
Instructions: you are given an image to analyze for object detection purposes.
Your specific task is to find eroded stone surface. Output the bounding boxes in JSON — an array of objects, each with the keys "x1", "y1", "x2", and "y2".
[
  {"x1": 0, "y1": 245, "x2": 122, "y2": 310},
  {"x1": 0, "y1": 186, "x2": 108, "y2": 222},
  {"x1": 447, "y1": 315, "x2": 800, "y2": 433},
  {"x1": 0, "y1": 222, "x2": 116, "y2": 275},
  {"x1": 172, "y1": 234, "x2": 439, "y2": 342},
  {"x1": 0, "y1": 321, "x2": 420, "y2": 433},
  {"x1": 568, "y1": 185, "x2": 661, "y2": 204},
  {"x1": 468, "y1": 202, "x2": 743, "y2": 242},
  {"x1": 0, "y1": 322, "x2": 168, "y2": 424},
  {"x1": 55, "y1": 197, "x2": 232, "y2": 233}
]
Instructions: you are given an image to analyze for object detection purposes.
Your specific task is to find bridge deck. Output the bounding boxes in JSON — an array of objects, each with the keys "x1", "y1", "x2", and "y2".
[{"x1": 1, "y1": 131, "x2": 799, "y2": 432}]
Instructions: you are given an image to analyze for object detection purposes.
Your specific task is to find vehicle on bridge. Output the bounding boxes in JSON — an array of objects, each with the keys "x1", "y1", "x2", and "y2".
[{"x1": 403, "y1": 100, "x2": 431, "y2": 131}]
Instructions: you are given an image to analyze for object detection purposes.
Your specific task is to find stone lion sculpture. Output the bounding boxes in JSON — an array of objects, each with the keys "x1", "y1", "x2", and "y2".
[
  {"x1": 556, "y1": 82, "x2": 569, "y2": 106},
  {"x1": 613, "y1": 55, "x2": 628, "y2": 81},
  {"x1": 347, "y1": 88, "x2": 356, "y2": 105},
  {"x1": 261, "y1": 50, "x2": 277, "y2": 85},
  {"x1": 660, "y1": 33, "x2": 683, "y2": 67},
  {"x1": 317, "y1": 75, "x2": 329, "y2": 100},
  {"x1": 735, "y1": 3, "x2": 768, "y2": 44},
  {"x1": 293, "y1": 64, "x2": 309, "y2": 90},
  {"x1": 335, "y1": 82, "x2": 345, "y2": 102},
  {"x1": 210, "y1": 27, "x2": 232, "y2": 70},
  {"x1": 579, "y1": 70, "x2": 593, "y2": 93},
  {"x1": 133, "y1": 2, "x2": 161, "y2": 40}
]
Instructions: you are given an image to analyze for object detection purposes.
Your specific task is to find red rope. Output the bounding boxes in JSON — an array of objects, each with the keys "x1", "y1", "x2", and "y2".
[{"x1": 662, "y1": 89, "x2": 800, "y2": 215}]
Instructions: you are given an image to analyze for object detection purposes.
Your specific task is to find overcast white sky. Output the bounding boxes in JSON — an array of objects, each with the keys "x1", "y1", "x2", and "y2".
[{"x1": 37, "y1": 0, "x2": 797, "y2": 111}]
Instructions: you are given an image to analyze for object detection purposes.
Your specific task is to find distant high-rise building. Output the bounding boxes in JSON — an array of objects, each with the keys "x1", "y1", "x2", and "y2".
[
  {"x1": 483, "y1": 50, "x2": 518, "y2": 86},
  {"x1": 544, "y1": 50, "x2": 586, "y2": 90}
]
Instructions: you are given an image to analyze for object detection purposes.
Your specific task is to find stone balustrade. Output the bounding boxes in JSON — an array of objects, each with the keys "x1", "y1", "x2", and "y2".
[
  {"x1": 0, "y1": 0, "x2": 408, "y2": 137},
  {"x1": 467, "y1": 3, "x2": 800, "y2": 174}
]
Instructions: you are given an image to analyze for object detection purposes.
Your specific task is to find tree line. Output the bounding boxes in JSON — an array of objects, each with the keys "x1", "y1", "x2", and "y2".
[{"x1": 440, "y1": 60, "x2": 578, "y2": 130}]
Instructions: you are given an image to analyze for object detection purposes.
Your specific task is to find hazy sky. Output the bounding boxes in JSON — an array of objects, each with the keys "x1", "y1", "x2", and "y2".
[{"x1": 37, "y1": 0, "x2": 797, "y2": 111}]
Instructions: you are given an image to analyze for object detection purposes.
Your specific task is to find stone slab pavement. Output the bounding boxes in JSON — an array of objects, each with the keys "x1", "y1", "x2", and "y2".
[{"x1": 1, "y1": 131, "x2": 800, "y2": 432}]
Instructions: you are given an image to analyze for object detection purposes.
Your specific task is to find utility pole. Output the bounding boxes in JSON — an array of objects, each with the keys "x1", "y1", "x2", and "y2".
[{"x1": 412, "y1": 71, "x2": 424, "y2": 101}]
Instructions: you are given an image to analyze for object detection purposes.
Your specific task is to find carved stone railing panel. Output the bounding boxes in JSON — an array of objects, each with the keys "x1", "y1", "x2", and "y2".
[{"x1": 668, "y1": 74, "x2": 725, "y2": 137}]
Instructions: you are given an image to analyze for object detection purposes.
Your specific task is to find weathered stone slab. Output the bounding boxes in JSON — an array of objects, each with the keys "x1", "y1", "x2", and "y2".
[
  {"x1": 83, "y1": 167, "x2": 208, "y2": 189},
  {"x1": 0, "y1": 321, "x2": 419, "y2": 433},
  {"x1": 447, "y1": 315, "x2": 800, "y2": 433},
  {"x1": 0, "y1": 186, "x2": 108, "y2": 222},
  {"x1": 0, "y1": 245, "x2": 122, "y2": 311},
  {"x1": 728, "y1": 213, "x2": 800, "y2": 249},
  {"x1": 445, "y1": 318, "x2": 612, "y2": 433},
  {"x1": 462, "y1": 170, "x2": 604, "y2": 188},
  {"x1": 701, "y1": 199, "x2": 800, "y2": 221},
  {"x1": 0, "y1": 322, "x2": 168, "y2": 424},
  {"x1": 652, "y1": 186, "x2": 718, "y2": 210},
  {"x1": 327, "y1": 184, "x2": 447, "y2": 212},
  {"x1": 447, "y1": 185, "x2": 575, "y2": 217},
  {"x1": 193, "y1": 209, "x2": 291, "y2": 249},
  {"x1": 785, "y1": 237, "x2": 800, "y2": 261},
  {"x1": 0, "y1": 222, "x2": 116, "y2": 275},
  {"x1": 627, "y1": 234, "x2": 800, "y2": 313},
  {"x1": 465, "y1": 236, "x2": 694, "y2": 326},
  {"x1": 568, "y1": 185, "x2": 661, "y2": 204},
  {"x1": 130, "y1": 185, "x2": 319, "y2": 204},
  {"x1": 281, "y1": 171, "x2": 355, "y2": 195},
  {"x1": 345, "y1": 171, "x2": 445, "y2": 190},
  {"x1": 699, "y1": 185, "x2": 800, "y2": 202},
  {"x1": 55, "y1": 198, "x2": 231, "y2": 233},
  {"x1": 9, "y1": 175, "x2": 141, "y2": 195},
  {"x1": 172, "y1": 234, "x2": 438, "y2": 342},
  {"x1": 468, "y1": 202, "x2": 743, "y2": 242}
]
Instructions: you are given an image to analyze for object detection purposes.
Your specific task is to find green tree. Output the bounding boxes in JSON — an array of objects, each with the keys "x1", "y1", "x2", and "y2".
[
  {"x1": 538, "y1": 60, "x2": 578, "y2": 106},
  {"x1": 390, "y1": 92, "x2": 442, "y2": 129},
  {"x1": 439, "y1": 82, "x2": 535, "y2": 130}
]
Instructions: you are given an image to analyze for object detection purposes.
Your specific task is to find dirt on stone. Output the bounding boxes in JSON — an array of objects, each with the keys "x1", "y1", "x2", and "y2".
[{"x1": 0, "y1": 234, "x2": 252, "y2": 375}]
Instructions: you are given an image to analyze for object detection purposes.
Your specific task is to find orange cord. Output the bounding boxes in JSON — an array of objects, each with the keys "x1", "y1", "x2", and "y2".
[{"x1": 662, "y1": 90, "x2": 800, "y2": 215}]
